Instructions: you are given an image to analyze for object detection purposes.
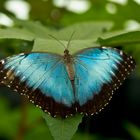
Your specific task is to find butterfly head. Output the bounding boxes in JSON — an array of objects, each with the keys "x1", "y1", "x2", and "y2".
[
  {"x1": 63, "y1": 49, "x2": 73, "y2": 63},
  {"x1": 64, "y1": 49, "x2": 69, "y2": 55}
]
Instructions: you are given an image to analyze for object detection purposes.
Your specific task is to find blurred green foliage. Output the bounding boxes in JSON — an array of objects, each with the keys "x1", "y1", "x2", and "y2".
[
  {"x1": 124, "y1": 122, "x2": 140, "y2": 140},
  {"x1": 0, "y1": 0, "x2": 140, "y2": 140}
]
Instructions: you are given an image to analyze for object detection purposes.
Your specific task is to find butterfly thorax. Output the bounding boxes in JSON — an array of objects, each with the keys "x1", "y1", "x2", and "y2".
[
  {"x1": 63, "y1": 49, "x2": 75, "y2": 80},
  {"x1": 63, "y1": 49, "x2": 72, "y2": 63}
]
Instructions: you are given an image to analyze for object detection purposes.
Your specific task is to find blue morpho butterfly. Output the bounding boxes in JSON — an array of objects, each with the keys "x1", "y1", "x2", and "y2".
[{"x1": 0, "y1": 35, "x2": 135, "y2": 118}]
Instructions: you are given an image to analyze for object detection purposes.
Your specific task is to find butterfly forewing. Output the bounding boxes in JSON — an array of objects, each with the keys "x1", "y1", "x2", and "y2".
[
  {"x1": 73, "y1": 47, "x2": 135, "y2": 115},
  {"x1": 0, "y1": 52, "x2": 76, "y2": 117}
]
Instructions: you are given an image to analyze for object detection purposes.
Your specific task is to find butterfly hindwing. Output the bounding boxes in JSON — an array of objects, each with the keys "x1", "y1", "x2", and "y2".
[
  {"x1": 73, "y1": 47, "x2": 135, "y2": 115},
  {"x1": 0, "y1": 53, "x2": 76, "y2": 117}
]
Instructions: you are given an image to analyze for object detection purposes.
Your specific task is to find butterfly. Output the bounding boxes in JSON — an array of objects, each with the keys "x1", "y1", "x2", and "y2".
[{"x1": 0, "y1": 46, "x2": 135, "y2": 118}]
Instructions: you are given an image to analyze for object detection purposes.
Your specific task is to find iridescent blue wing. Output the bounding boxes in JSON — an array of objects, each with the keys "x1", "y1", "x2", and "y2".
[
  {"x1": 73, "y1": 47, "x2": 135, "y2": 115},
  {"x1": 0, "y1": 52, "x2": 75, "y2": 117}
]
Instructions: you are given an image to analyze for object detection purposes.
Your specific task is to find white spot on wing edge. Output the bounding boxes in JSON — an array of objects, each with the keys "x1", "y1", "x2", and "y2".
[
  {"x1": 19, "y1": 53, "x2": 25, "y2": 56},
  {"x1": 128, "y1": 65, "x2": 131, "y2": 68},
  {"x1": 102, "y1": 46, "x2": 107, "y2": 49},
  {"x1": 120, "y1": 51, "x2": 123, "y2": 55},
  {"x1": 1, "y1": 60, "x2": 5, "y2": 64}
]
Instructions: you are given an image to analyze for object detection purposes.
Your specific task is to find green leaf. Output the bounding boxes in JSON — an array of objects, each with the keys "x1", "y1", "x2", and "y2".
[
  {"x1": 0, "y1": 21, "x2": 113, "y2": 42},
  {"x1": 24, "y1": 105, "x2": 53, "y2": 140},
  {"x1": 13, "y1": 20, "x2": 113, "y2": 41},
  {"x1": 98, "y1": 31, "x2": 140, "y2": 46},
  {"x1": 55, "y1": 21, "x2": 113, "y2": 40},
  {"x1": 43, "y1": 113, "x2": 83, "y2": 140},
  {"x1": 124, "y1": 122, "x2": 140, "y2": 140},
  {"x1": 33, "y1": 38, "x2": 98, "y2": 54},
  {"x1": 0, "y1": 28, "x2": 34, "y2": 41},
  {"x1": 14, "y1": 20, "x2": 57, "y2": 39}
]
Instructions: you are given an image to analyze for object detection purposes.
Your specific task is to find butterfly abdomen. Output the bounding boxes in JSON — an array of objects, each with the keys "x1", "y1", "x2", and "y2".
[{"x1": 65, "y1": 63, "x2": 75, "y2": 81}]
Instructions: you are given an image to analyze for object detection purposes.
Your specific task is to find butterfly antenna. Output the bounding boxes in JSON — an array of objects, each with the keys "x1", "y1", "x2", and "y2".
[
  {"x1": 66, "y1": 31, "x2": 75, "y2": 50},
  {"x1": 48, "y1": 34, "x2": 66, "y2": 49}
]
